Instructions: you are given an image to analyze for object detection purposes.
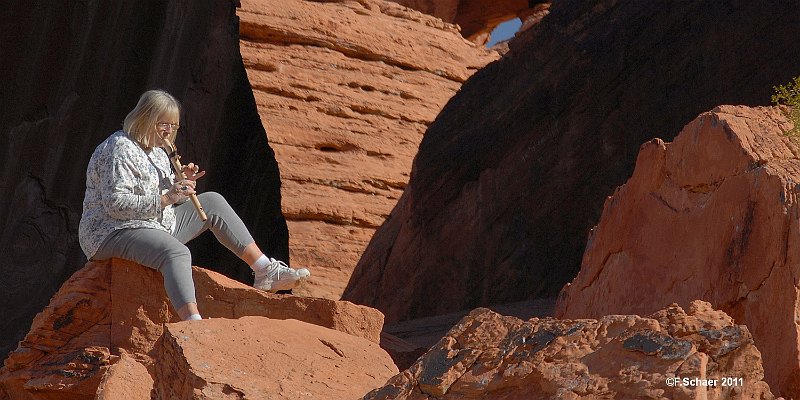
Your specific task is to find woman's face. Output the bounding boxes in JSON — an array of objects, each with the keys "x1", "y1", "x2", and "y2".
[{"x1": 153, "y1": 113, "x2": 180, "y2": 145}]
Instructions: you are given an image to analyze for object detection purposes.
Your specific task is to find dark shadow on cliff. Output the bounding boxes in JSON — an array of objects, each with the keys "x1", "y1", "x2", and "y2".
[{"x1": 343, "y1": 0, "x2": 800, "y2": 322}]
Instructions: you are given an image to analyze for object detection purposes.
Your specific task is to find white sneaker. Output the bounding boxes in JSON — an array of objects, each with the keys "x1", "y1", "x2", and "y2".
[{"x1": 253, "y1": 259, "x2": 310, "y2": 292}]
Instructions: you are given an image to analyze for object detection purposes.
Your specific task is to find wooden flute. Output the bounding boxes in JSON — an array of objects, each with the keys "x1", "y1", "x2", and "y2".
[{"x1": 162, "y1": 137, "x2": 208, "y2": 221}]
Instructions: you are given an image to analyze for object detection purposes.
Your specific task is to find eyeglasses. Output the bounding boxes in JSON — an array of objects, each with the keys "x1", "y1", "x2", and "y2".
[{"x1": 156, "y1": 122, "x2": 180, "y2": 131}]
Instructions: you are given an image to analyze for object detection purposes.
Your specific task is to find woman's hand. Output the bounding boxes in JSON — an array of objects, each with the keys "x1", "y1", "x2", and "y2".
[
  {"x1": 161, "y1": 179, "x2": 196, "y2": 207},
  {"x1": 182, "y1": 163, "x2": 206, "y2": 181}
]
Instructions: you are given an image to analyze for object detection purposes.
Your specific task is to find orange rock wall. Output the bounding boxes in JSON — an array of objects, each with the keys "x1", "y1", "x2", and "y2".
[
  {"x1": 557, "y1": 106, "x2": 800, "y2": 398},
  {"x1": 237, "y1": 0, "x2": 498, "y2": 300}
]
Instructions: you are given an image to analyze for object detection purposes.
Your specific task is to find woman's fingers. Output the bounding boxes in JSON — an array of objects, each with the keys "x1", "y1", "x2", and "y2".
[
  {"x1": 180, "y1": 180, "x2": 196, "y2": 189},
  {"x1": 182, "y1": 163, "x2": 206, "y2": 181},
  {"x1": 183, "y1": 162, "x2": 200, "y2": 174}
]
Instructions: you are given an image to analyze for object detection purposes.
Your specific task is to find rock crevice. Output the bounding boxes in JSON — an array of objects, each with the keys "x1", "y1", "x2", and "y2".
[{"x1": 238, "y1": 0, "x2": 497, "y2": 300}]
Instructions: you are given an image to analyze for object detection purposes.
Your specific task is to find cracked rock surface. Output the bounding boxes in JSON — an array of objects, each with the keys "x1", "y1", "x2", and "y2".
[
  {"x1": 557, "y1": 105, "x2": 800, "y2": 398},
  {"x1": 364, "y1": 302, "x2": 775, "y2": 399}
]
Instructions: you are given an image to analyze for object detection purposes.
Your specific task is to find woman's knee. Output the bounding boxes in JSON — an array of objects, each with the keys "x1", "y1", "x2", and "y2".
[
  {"x1": 198, "y1": 191, "x2": 228, "y2": 211},
  {"x1": 199, "y1": 191, "x2": 240, "y2": 222},
  {"x1": 160, "y1": 243, "x2": 192, "y2": 268},
  {"x1": 159, "y1": 244, "x2": 193, "y2": 289}
]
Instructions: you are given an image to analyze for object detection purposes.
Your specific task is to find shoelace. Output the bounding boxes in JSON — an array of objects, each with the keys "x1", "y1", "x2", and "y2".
[
  {"x1": 253, "y1": 259, "x2": 292, "y2": 279},
  {"x1": 266, "y1": 259, "x2": 292, "y2": 279}
]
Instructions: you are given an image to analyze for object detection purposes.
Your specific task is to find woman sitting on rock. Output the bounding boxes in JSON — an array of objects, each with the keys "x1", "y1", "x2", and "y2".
[{"x1": 78, "y1": 89, "x2": 309, "y2": 321}]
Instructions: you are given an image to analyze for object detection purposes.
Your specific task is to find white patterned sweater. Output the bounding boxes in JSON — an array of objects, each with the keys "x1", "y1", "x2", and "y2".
[{"x1": 79, "y1": 130, "x2": 177, "y2": 259}]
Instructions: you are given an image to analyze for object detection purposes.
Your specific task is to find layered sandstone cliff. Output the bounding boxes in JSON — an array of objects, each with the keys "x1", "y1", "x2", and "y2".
[
  {"x1": 557, "y1": 105, "x2": 800, "y2": 398},
  {"x1": 343, "y1": 0, "x2": 800, "y2": 324},
  {"x1": 366, "y1": 302, "x2": 775, "y2": 399},
  {"x1": 0, "y1": 259, "x2": 392, "y2": 399},
  {"x1": 0, "y1": 0, "x2": 286, "y2": 363},
  {"x1": 237, "y1": 0, "x2": 498, "y2": 300}
]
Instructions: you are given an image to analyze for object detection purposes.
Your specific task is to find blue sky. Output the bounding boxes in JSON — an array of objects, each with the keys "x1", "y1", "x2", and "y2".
[{"x1": 487, "y1": 18, "x2": 522, "y2": 47}]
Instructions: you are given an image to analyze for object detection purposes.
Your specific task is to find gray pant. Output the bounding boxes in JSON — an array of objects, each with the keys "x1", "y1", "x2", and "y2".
[{"x1": 93, "y1": 192, "x2": 255, "y2": 309}]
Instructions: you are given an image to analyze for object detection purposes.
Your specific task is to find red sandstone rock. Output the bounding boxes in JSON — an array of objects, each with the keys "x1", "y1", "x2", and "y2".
[
  {"x1": 0, "y1": 260, "x2": 113, "y2": 400},
  {"x1": 154, "y1": 317, "x2": 397, "y2": 399},
  {"x1": 364, "y1": 302, "x2": 775, "y2": 399},
  {"x1": 0, "y1": 259, "x2": 385, "y2": 399},
  {"x1": 556, "y1": 105, "x2": 799, "y2": 398},
  {"x1": 193, "y1": 266, "x2": 384, "y2": 343},
  {"x1": 95, "y1": 353, "x2": 153, "y2": 400},
  {"x1": 238, "y1": 0, "x2": 498, "y2": 300}
]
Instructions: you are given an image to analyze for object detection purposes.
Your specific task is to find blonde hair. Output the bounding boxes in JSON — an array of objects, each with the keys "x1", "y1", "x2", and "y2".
[{"x1": 123, "y1": 90, "x2": 181, "y2": 149}]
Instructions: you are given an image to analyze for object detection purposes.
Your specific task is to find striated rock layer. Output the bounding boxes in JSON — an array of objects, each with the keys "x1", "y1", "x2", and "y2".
[
  {"x1": 557, "y1": 105, "x2": 800, "y2": 398},
  {"x1": 237, "y1": 0, "x2": 498, "y2": 300},
  {"x1": 365, "y1": 301, "x2": 775, "y2": 399},
  {"x1": 342, "y1": 0, "x2": 800, "y2": 323},
  {"x1": 0, "y1": 0, "x2": 286, "y2": 363},
  {"x1": 0, "y1": 259, "x2": 387, "y2": 399}
]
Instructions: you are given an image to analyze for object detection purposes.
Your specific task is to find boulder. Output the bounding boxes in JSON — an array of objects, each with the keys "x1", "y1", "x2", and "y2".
[
  {"x1": 154, "y1": 317, "x2": 397, "y2": 399},
  {"x1": 342, "y1": 0, "x2": 800, "y2": 324},
  {"x1": 95, "y1": 353, "x2": 153, "y2": 400},
  {"x1": 0, "y1": 259, "x2": 385, "y2": 399},
  {"x1": 364, "y1": 301, "x2": 775, "y2": 399},
  {"x1": 238, "y1": 0, "x2": 498, "y2": 300},
  {"x1": 556, "y1": 105, "x2": 800, "y2": 398}
]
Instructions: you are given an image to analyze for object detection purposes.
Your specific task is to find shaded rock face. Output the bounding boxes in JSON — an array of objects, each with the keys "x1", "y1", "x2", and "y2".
[
  {"x1": 556, "y1": 106, "x2": 800, "y2": 398},
  {"x1": 238, "y1": 0, "x2": 498, "y2": 300},
  {"x1": 0, "y1": 1, "x2": 287, "y2": 362},
  {"x1": 342, "y1": 0, "x2": 800, "y2": 323},
  {"x1": 390, "y1": 0, "x2": 551, "y2": 43},
  {"x1": 0, "y1": 259, "x2": 386, "y2": 399},
  {"x1": 364, "y1": 301, "x2": 774, "y2": 399}
]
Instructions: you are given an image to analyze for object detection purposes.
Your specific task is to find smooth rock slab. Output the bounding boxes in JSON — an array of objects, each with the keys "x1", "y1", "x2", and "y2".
[{"x1": 154, "y1": 317, "x2": 398, "y2": 399}]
